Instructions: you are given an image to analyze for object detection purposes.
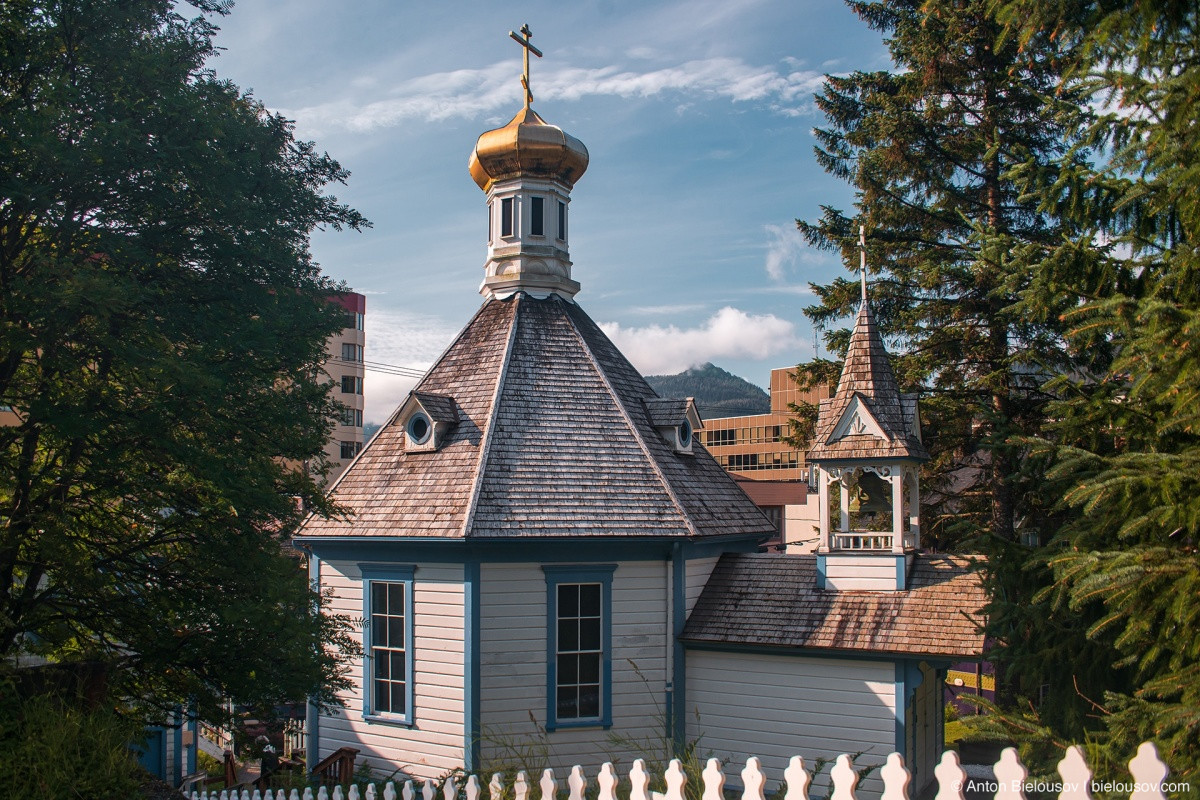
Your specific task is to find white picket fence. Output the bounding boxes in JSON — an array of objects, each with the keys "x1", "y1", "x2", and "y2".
[{"x1": 188, "y1": 741, "x2": 1181, "y2": 800}]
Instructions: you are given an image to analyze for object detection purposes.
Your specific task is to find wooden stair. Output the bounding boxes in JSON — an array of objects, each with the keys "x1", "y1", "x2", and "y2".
[{"x1": 311, "y1": 746, "x2": 359, "y2": 786}]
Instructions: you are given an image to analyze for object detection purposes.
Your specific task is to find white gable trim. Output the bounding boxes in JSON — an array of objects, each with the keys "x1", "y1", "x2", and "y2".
[{"x1": 827, "y1": 394, "x2": 889, "y2": 443}]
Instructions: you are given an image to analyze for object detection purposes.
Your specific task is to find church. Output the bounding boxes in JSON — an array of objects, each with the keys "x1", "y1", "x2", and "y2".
[{"x1": 294, "y1": 28, "x2": 985, "y2": 797}]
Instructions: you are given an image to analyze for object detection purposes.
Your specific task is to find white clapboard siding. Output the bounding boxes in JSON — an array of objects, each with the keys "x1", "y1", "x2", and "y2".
[
  {"x1": 318, "y1": 560, "x2": 466, "y2": 781},
  {"x1": 684, "y1": 556, "x2": 721, "y2": 615},
  {"x1": 479, "y1": 562, "x2": 669, "y2": 772},
  {"x1": 686, "y1": 650, "x2": 895, "y2": 796},
  {"x1": 823, "y1": 554, "x2": 899, "y2": 591},
  {"x1": 188, "y1": 740, "x2": 1176, "y2": 800}
]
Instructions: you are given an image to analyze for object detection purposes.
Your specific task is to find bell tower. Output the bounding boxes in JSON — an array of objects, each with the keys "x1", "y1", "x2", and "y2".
[
  {"x1": 806, "y1": 229, "x2": 929, "y2": 590},
  {"x1": 467, "y1": 25, "x2": 589, "y2": 301}
]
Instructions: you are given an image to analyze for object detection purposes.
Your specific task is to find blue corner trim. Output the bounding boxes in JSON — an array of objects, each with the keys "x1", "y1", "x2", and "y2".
[
  {"x1": 173, "y1": 706, "x2": 183, "y2": 786},
  {"x1": 896, "y1": 555, "x2": 906, "y2": 590},
  {"x1": 894, "y1": 661, "x2": 906, "y2": 755},
  {"x1": 816, "y1": 554, "x2": 827, "y2": 590},
  {"x1": 464, "y1": 561, "x2": 482, "y2": 771},
  {"x1": 542, "y1": 565, "x2": 617, "y2": 731},
  {"x1": 671, "y1": 544, "x2": 686, "y2": 751},
  {"x1": 361, "y1": 564, "x2": 416, "y2": 726},
  {"x1": 307, "y1": 555, "x2": 322, "y2": 773}
]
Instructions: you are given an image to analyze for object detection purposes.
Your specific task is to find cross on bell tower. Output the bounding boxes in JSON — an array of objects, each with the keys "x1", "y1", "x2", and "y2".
[{"x1": 509, "y1": 24, "x2": 543, "y2": 109}]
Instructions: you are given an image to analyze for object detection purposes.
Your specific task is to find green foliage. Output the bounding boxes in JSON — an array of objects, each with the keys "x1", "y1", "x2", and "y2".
[
  {"x1": 974, "y1": 0, "x2": 1200, "y2": 783},
  {"x1": 645, "y1": 363, "x2": 770, "y2": 418},
  {"x1": 797, "y1": 0, "x2": 1091, "y2": 548},
  {"x1": 0, "y1": 0, "x2": 363, "y2": 725},
  {"x1": 0, "y1": 686, "x2": 142, "y2": 800}
]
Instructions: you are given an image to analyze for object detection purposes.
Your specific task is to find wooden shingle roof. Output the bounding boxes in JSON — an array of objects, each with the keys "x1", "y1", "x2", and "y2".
[
  {"x1": 807, "y1": 303, "x2": 928, "y2": 462},
  {"x1": 299, "y1": 293, "x2": 776, "y2": 540},
  {"x1": 681, "y1": 552, "x2": 987, "y2": 659}
]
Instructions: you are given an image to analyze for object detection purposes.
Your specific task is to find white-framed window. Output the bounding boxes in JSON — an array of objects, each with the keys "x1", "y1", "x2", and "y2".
[
  {"x1": 501, "y1": 197, "x2": 514, "y2": 237},
  {"x1": 557, "y1": 200, "x2": 567, "y2": 241},
  {"x1": 542, "y1": 565, "x2": 615, "y2": 730},
  {"x1": 361, "y1": 565, "x2": 415, "y2": 725}
]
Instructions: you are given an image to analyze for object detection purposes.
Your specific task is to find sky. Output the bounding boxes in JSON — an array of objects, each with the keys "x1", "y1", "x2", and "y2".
[{"x1": 206, "y1": 0, "x2": 892, "y2": 424}]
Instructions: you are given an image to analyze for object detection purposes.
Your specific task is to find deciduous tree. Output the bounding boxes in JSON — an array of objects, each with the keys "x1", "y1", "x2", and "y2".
[{"x1": 0, "y1": 0, "x2": 363, "y2": 723}]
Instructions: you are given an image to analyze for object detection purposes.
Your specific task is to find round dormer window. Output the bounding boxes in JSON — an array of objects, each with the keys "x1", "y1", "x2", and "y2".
[
  {"x1": 677, "y1": 419, "x2": 693, "y2": 448},
  {"x1": 407, "y1": 412, "x2": 432, "y2": 445}
]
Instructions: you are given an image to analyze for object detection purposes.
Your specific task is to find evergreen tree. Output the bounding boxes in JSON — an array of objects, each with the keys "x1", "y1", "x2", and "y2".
[
  {"x1": 0, "y1": 0, "x2": 363, "y2": 723},
  {"x1": 980, "y1": 0, "x2": 1200, "y2": 779},
  {"x1": 795, "y1": 0, "x2": 1094, "y2": 548}
]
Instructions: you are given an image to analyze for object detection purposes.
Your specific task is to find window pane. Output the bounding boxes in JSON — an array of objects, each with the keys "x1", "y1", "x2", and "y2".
[
  {"x1": 556, "y1": 686, "x2": 577, "y2": 719},
  {"x1": 579, "y1": 653, "x2": 600, "y2": 683},
  {"x1": 558, "y1": 201, "x2": 566, "y2": 240},
  {"x1": 371, "y1": 583, "x2": 387, "y2": 615},
  {"x1": 388, "y1": 617, "x2": 404, "y2": 648},
  {"x1": 558, "y1": 584, "x2": 579, "y2": 616},
  {"x1": 375, "y1": 651, "x2": 390, "y2": 679},
  {"x1": 391, "y1": 651, "x2": 406, "y2": 680},
  {"x1": 391, "y1": 681, "x2": 406, "y2": 714},
  {"x1": 375, "y1": 680, "x2": 390, "y2": 713},
  {"x1": 579, "y1": 618, "x2": 600, "y2": 651},
  {"x1": 578, "y1": 685, "x2": 600, "y2": 718},
  {"x1": 557, "y1": 653, "x2": 577, "y2": 685},
  {"x1": 558, "y1": 618, "x2": 578, "y2": 651},
  {"x1": 371, "y1": 620, "x2": 385, "y2": 648},
  {"x1": 579, "y1": 584, "x2": 601, "y2": 616},
  {"x1": 388, "y1": 585, "x2": 405, "y2": 615}
]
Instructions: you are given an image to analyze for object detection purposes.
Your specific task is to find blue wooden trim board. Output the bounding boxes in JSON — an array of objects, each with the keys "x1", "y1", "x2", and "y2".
[
  {"x1": 306, "y1": 555, "x2": 322, "y2": 773},
  {"x1": 671, "y1": 546, "x2": 687, "y2": 750},
  {"x1": 464, "y1": 561, "x2": 481, "y2": 771}
]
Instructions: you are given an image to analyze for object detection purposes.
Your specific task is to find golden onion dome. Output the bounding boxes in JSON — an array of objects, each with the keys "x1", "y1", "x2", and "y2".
[{"x1": 468, "y1": 106, "x2": 589, "y2": 193}]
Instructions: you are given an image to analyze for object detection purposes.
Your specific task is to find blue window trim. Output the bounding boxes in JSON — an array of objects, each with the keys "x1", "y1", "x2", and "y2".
[
  {"x1": 360, "y1": 563, "x2": 416, "y2": 726},
  {"x1": 542, "y1": 564, "x2": 616, "y2": 731}
]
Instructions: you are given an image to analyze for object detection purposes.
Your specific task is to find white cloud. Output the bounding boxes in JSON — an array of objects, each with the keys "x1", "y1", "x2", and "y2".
[
  {"x1": 361, "y1": 309, "x2": 459, "y2": 424},
  {"x1": 599, "y1": 306, "x2": 799, "y2": 376},
  {"x1": 283, "y1": 57, "x2": 824, "y2": 133},
  {"x1": 764, "y1": 223, "x2": 805, "y2": 280}
]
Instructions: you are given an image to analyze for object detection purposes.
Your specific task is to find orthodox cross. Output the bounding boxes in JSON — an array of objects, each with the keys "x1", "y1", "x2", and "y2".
[
  {"x1": 509, "y1": 24, "x2": 543, "y2": 109},
  {"x1": 858, "y1": 225, "x2": 869, "y2": 304}
]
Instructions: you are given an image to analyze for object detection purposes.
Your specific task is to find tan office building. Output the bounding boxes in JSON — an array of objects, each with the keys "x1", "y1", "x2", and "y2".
[
  {"x1": 700, "y1": 366, "x2": 829, "y2": 552},
  {"x1": 323, "y1": 291, "x2": 366, "y2": 484}
]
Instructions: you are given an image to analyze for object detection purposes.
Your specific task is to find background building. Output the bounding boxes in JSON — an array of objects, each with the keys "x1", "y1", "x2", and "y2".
[
  {"x1": 323, "y1": 291, "x2": 366, "y2": 484},
  {"x1": 699, "y1": 366, "x2": 828, "y2": 551}
]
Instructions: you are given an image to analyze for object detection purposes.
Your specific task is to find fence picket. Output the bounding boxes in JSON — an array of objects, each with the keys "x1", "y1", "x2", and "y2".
[
  {"x1": 367, "y1": 784, "x2": 377, "y2": 800},
  {"x1": 1129, "y1": 742, "x2": 1168, "y2": 800},
  {"x1": 880, "y1": 753, "x2": 910, "y2": 800},
  {"x1": 541, "y1": 769, "x2": 558, "y2": 800},
  {"x1": 741, "y1": 758, "x2": 766, "y2": 800},
  {"x1": 489, "y1": 774, "x2": 504, "y2": 800},
  {"x1": 349, "y1": 785, "x2": 360, "y2": 800},
  {"x1": 1057, "y1": 746, "x2": 1093, "y2": 800},
  {"x1": 630, "y1": 759, "x2": 650, "y2": 800},
  {"x1": 304, "y1": 788, "x2": 315, "y2": 800},
  {"x1": 994, "y1": 748, "x2": 1027, "y2": 800},
  {"x1": 466, "y1": 774, "x2": 481, "y2": 800},
  {"x1": 422, "y1": 779, "x2": 435, "y2": 800},
  {"x1": 701, "y1": 758, "x2": 725, "y2": 800},
  {"x1": 318, "y1": 786, "x2": 329, "y2": 800},
  {"x1": 933, "y1": 749, "x2": 967, "y2": 800},
  {"x1": 783, "y1": 756, "x2": 810, "y2": 800},
  {"x1": 385, "y1": 782, "x2": 397, "y2": 800},
  {"x1": 568, "y1": 765, "x2": 587, "y2": 800},
  {"x1": 402, "y1": 779, "x2": 413, "y2": 800},
  {"x1": 664, "y1": 759, "x2": 686, "y2": 800},
  {"x1": 597, "y1": 762, "x2": 618, "y2": 800},
  {"x1": 332, "y1": 787, "x2": 344, "y2": 800},
  {"x1": 444, "y1": 777, "x2": 458, "y2": 800},
  {"x1": 514, "y1": 770, "x2": 530, "y2": 800},
  {"x1": 829, "y1": 754, "x2": 857, "y2": 800}
]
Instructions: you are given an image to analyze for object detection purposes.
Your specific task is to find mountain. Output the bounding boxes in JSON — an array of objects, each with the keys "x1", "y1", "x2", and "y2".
[{"x1": 644, "y1": 363, "x2": 771, "y2": 419}]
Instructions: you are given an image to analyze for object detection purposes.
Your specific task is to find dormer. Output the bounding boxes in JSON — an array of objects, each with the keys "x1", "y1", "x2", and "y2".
[
  {"x1": 398, "y1": 392, "x2": 460, "y2": 453},
  {"x1": 826, "y1": 393, "x2": 888, "y2": 443},
  {"x1": 643, "y1": 397, "x2": 703, "y2": 455}
]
